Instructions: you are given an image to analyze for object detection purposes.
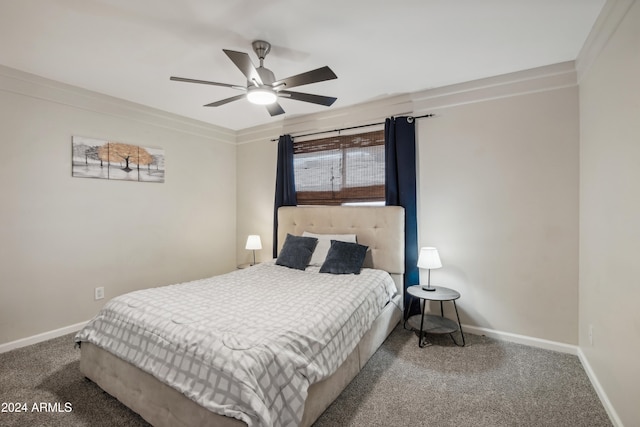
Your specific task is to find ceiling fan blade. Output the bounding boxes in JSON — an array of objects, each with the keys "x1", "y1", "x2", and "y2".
[
  {"x1": 273, "y1": 66, "x2": 337, "y2": 89},
  {"x1": 279, "y1": 90, "x2": 337, "y2": 106},
  {"x1": 204, "y1": 94, "x2": 246, "y2": 107},
  {"x1": 266, "y1": 102, "x2": 285, "y2": 116},
  {"x1": 223, "y1": 49, "x2": 263, "y2": 85},
  {"x1": 170, "y1": 76, "x2": 245, "y2": 90}
]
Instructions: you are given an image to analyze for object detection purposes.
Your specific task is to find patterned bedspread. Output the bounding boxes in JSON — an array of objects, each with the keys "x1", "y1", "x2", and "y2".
[{"x1": 75, "y1": 262, "x2": 398, "y2": 427}]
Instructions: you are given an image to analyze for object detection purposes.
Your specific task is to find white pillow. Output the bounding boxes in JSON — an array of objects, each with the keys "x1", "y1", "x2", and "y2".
[{"x1": 302, "y1": 232, "x2": 357, "y2": 266}]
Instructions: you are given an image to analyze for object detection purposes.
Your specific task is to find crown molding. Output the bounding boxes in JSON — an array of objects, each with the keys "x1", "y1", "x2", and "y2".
[
  {"x1": 0, "y1": 64, "x2": 235, "y2": 143},
  {"x1": 236, "y1": 61, "x2": 579, "y2": 144},
  {"x1": 576, "y1": 0, "x2": 635, "y2": 82},
  {"x1": 1, "y1": 57, "x2": 586, "y2": 146},
  {"x1": 235, "y1": 121, "x2": 284, "y2": 146},
  {"x1": 411, "y1": 61, "x2": 577, "y2": 113}
]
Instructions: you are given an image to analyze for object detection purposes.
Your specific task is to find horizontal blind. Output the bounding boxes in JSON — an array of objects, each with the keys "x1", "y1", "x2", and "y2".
[{"x1": 294, "y1": 130, "x2": 385, "y2": 205}]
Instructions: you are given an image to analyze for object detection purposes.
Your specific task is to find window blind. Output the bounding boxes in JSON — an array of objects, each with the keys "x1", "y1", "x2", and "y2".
[{"x1": 293, "y1": 130, "x2": 385, "y2": 205}]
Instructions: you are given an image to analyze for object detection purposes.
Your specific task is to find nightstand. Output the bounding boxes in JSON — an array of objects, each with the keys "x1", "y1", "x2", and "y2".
[{"x1": 404, "y1": 285, "x2": 466, "y2": 348}]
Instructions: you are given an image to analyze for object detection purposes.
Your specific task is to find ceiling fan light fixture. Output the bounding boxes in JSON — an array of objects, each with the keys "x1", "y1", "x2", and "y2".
[{"x1": 247, "y1": 87, "x2": 277, "y2": 105}]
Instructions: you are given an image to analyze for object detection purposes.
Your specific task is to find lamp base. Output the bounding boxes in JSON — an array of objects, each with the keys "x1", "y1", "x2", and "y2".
[{"x1": 421, "y1": 286, "x2": 437, "y2": 292}]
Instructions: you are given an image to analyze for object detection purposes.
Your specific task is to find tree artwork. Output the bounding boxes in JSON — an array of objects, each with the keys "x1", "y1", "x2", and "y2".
[
  {"x1": 85, "y1": 145, "x2": 104, "y2": 167},
  {"x1": 150, "y1": 154, "x2": 163, "y2": 170},
  {"x1": 98, "y1": 142, "x2": 152, "y2": 172},
  {"x1": 72, "y1": 136, "x2": 165, "y2": 183},
  {"x1": 72, "y1": 143, "x2": 90, "y2": 165}
]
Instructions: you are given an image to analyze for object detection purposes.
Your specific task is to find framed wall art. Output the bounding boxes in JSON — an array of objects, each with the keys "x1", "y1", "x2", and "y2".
[{"x1": 72, "y1": 136, "x2": 165, "y2": 183}]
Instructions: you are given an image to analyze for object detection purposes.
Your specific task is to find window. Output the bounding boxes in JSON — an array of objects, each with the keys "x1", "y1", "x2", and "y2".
[{"x1": 294, "y1": 129, "x2": 385, "y2": 205}]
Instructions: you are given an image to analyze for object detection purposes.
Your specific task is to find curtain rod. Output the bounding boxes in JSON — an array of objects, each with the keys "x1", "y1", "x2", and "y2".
[{"x1": 269, "y1": 113, "x2": 434, "y2": 142}]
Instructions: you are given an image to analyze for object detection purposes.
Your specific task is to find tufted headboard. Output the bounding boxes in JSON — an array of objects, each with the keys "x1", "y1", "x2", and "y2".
[{"x1": 277, "y1": 206, "x2": 405, "y2": 291}]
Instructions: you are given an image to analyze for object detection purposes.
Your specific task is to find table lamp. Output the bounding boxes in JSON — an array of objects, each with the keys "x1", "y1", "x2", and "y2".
[
  {"x1": 417, "y1": 247, "x2": 441, "y2": 292},
  {"x1": 245, "y1": 235, "x2": 262, "y2": 266}
]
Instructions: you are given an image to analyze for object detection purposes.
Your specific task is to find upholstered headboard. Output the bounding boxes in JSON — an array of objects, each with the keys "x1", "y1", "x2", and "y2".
[{"x1": 277, "y1": 206, "x2": 405, "y2": 278}]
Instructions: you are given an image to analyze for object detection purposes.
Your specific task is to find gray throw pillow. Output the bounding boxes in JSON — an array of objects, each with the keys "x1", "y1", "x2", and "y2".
[
  {"x1": 319, "y1": 240, "x2": 369, "y2": 274},
  {"x1": 275, "y1": 234, "x2": 318, "y2": 270}
]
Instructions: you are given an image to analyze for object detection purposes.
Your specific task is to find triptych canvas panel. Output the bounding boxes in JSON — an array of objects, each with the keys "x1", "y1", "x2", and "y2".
[{"x1": 72, "y1": 136, "x2": 165, "y2": 183}]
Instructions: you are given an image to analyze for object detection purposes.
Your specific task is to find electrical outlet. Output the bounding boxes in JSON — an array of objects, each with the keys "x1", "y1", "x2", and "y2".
[
  {"x1": 588, "y1": 324, "x2": 593, "y2": 345},
  {"x1": 94, "y1": 287, "x2": 105, "y2": 300}
]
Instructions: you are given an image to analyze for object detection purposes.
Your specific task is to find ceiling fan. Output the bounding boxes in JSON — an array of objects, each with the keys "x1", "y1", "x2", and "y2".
[{"x1": 170, "y1": 40, "x2": 338, "y2": 117}]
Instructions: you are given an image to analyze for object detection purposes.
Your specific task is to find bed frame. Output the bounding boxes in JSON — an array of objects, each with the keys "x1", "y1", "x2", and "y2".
[{"x1": 80, "y1": 206, "x2": 405, "y2": 426}]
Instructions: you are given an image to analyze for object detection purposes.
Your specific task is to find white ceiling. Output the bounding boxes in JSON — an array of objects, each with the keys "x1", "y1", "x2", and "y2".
[{"x1": 0, "y1": 0, "x2": 605, "y2": 131}]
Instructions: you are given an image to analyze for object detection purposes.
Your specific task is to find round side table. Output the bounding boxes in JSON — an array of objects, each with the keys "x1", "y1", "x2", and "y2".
[{"x1": 404, "y1": 285, "x2": 466, "y2": 348}]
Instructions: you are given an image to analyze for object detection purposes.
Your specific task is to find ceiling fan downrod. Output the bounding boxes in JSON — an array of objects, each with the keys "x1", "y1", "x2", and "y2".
[{"x1": 252, "y1": 40, "x2": 271, "y2": 67}]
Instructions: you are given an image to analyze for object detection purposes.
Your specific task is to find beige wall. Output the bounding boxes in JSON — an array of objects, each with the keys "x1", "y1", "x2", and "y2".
[
  {"x1": 0, "y1": 67, "x2": 237, "y2": 345},
  {"x1": 418, "y1": 87, "x2": 579, "y2": 343},
  {"x1": 236, "y1": 129, "x2": 280, "y2": 265},
  {"x1": 236, "y1": 63, "x2": 580, "y2": 345},
  {"x1": 578, "y1": 0, "x2": 640, "y2": 425}
]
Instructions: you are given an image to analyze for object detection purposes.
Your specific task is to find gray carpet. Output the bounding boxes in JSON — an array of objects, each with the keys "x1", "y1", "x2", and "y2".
[{"x1": 0, "y1": 326, "x2": 611, "y2": 427}]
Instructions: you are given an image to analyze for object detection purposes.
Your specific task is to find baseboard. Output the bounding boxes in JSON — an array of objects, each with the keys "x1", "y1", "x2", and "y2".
[
  {"x1": 577, "y1": 348, "x2": 624, "y2": 427},
  {"x1": 0, "y1": 321, "x2": 89, "y2": 354},
  {"x1": 462, "y1": 324, "x2": 578, "y2": 355}
]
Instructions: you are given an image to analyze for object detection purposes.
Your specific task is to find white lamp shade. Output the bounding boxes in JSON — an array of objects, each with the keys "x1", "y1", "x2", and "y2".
[
  {"x1": 245, "y1": 235, "x2": 262, "y2": 250},
  {"x1": 417, "y1": 247, "x2": 442, "y2": 269}
]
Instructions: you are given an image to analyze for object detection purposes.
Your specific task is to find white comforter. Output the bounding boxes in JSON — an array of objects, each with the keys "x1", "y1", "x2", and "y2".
[{"x1": 75, "y1": 262, "x2": 398, "y2": 427}]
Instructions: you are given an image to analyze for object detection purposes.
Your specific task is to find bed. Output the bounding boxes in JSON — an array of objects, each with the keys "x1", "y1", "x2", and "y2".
[{"x1": 75, "y1": 206, "x2": 405, "y2": 427}]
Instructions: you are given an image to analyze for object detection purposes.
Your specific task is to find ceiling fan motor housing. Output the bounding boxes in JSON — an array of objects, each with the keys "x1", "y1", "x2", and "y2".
[{"x1": 256, "y1": 67, "x2": 276, "y2": 86}]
